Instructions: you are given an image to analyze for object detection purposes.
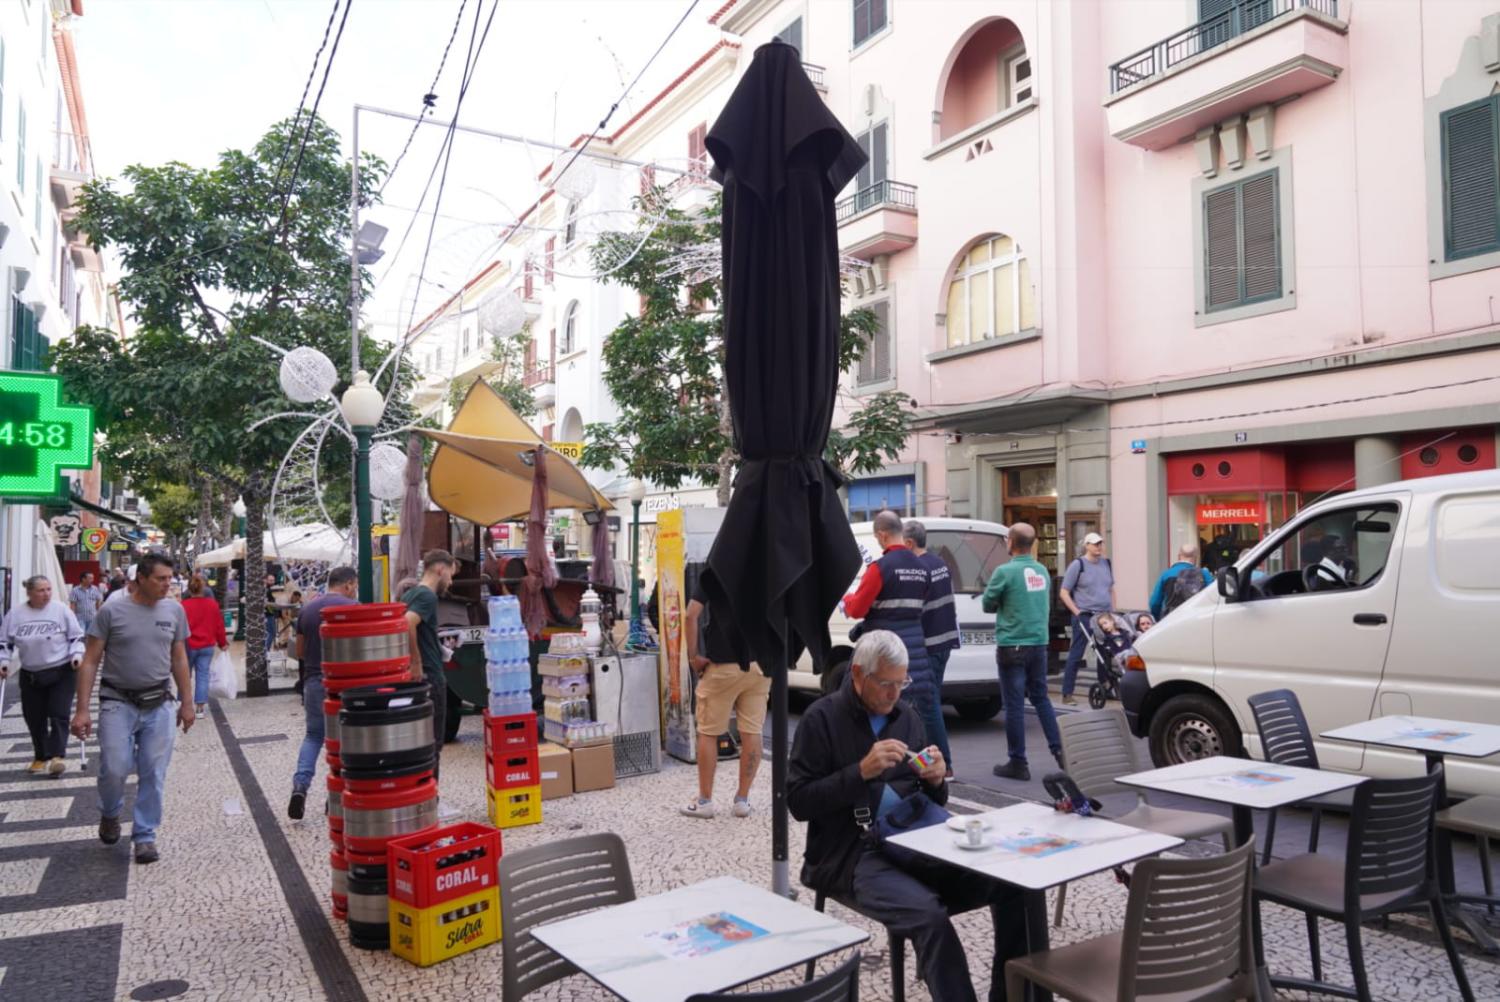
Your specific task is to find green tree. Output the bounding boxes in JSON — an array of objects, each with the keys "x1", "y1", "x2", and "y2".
[
  {"x1": 52, "y1": 114, "x2": 407, "y2": 694},
  {"x1": 584, "y1": 191, "x2": 911, "y2": 503},
  {"x1": 445, "y1": 327, "x2": 536, "y2": 418},
  {"x1": 141, "y1": 482, "x2": 198, "y2": 569}
]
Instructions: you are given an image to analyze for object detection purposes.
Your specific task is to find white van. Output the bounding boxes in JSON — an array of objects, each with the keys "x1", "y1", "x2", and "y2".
[
  {"x1": 791, "y1": 517, "x2": 1010, "y2": 721},
  {"x1": 1122, "y1": 469, "x2": 1500, "y2": 796}
]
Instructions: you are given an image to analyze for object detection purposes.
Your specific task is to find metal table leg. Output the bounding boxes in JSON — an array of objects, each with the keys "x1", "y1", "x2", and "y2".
[
  {"x1": 1431, "y1": 751, "x2": 1500, "y2": 955},
  {"x1": 1024, "y1": 889, "x2": 1053, "y2": 1002}
]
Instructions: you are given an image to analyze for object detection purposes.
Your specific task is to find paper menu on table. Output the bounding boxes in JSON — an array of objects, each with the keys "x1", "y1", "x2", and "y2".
[
  {"x1": 993, "y1": 828, "x2": 1082, "y2": 858},
  {"x1": 642, "y1": 912, "x2": 770, "y2": 960},
  {"x1": 1395, "y1": 727, "x2": 1473, "y2": 743},
  {"x1": 1207, "y1": 768, "x2": 1294, "y2": 790}
]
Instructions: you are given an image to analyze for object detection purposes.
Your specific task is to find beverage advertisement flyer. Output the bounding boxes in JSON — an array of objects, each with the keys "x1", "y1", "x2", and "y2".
[
  {"x1": 1210, "y1": 769, "x2": 1294, "y2": 790},
  {"x1": 643, "y1": 912, "x2": 769, "y2": 960},
  {"x1": 1396, "y1": 728, "x2": 1471, "y2": 743},
  {"x1": 995, "y1": 829, "x2": 1082, "y2": 858}
]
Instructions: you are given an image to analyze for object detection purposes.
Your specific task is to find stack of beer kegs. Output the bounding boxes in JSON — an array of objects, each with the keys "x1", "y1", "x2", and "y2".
[{"x1": 318, "y1": 602, "x2": 439, "y2": 950}]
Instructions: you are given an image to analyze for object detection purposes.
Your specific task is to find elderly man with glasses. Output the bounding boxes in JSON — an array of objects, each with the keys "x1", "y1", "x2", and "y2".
[{"x1": 789, "y1": 631, "x2": 1028, "y2": 1002}]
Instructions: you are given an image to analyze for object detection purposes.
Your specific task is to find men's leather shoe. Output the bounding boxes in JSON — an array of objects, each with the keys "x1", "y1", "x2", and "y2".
[
  {"x1": 99, "y1": 816, "x2": 121, "y2": 845},
  {"x1": 992, "y1": 760, "x2": 1031, "y2": 781},
  {"x1": 288, "y1": 790, "x2": 306, "y2": 820},
  {"x1": 134, "y1": 842, "x2": 159, "y2": 864}
]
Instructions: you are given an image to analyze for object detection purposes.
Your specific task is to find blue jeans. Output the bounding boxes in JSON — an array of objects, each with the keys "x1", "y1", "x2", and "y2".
[
  {"x1": 188, "y1": 646, "x2": 215, "y2": 705},
  {"x1": 97, "y1": 696, "x2": 177, "y2": 844},
  {"x1": 920, "y1": 647, "x2": 953, "y2": 770},
  {"x1": 1061, "y1": 612, "x2": 1098, "y2": 698},
  {"x1": 996, "y1": 645, "x2": 1062, "y2": 765},
  {"x1": 293, "y1": 673, "x2": 325, "y2": 794}
]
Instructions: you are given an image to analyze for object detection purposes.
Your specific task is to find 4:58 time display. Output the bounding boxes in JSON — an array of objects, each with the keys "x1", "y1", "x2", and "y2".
[{"x1": 0, "y1": 421, "x2": 72, "y2": 449}]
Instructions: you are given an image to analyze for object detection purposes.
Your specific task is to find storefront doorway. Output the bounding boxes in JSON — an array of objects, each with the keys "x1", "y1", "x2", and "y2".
[{"x1": 998, "y1": 462, "x2": 1071, "y2": 651}]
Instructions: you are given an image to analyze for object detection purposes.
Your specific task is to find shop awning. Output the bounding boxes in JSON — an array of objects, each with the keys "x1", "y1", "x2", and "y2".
[
  {"x1": 911, "y1": 385, "x2": 1110, "y2": 434},
  {"x1": 67, "y1": 494, "x2": 140, "y2": 528}
]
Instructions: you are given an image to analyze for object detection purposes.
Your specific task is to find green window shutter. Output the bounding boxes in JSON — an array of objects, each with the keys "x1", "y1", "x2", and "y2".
[
  {"x1": 870, "y1": 299, "x2": 891, "y2": 382},
  {"x1": 1441, "y1": 96, "x2": 1500, "y2": 260},
  {"x1": 1240, "y1": 171, "x2": 1281, "y2": 301},
  {"x1": 1203, "y1": 186, "x2": 1241, "y2": 309}
]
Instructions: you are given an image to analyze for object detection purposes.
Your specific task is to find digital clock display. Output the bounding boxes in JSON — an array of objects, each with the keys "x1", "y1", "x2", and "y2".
[{"x1": 0, "y1": 421, "x2": 72, "y2": 450}]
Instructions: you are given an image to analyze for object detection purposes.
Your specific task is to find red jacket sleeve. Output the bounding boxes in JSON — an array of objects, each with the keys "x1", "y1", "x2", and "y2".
[{"x1": 842, "y1": 563, "x2": 883, "y2": 620}]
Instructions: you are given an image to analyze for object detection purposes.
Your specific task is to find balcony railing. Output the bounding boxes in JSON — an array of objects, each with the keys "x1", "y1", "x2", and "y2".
[
  {"x1": 51, "y1": 131, "x2": 94, "y2": 177},
  {"x1": 523, "y1": 362, "x2": 555, "y2": 388},
  {"x1": 1109, "y1": 0, "x2": 1338, "y2": 94},
  {"x1": 801, "y1": 62, "x2": 826, "y2": 89},
  {"x1": 835, "y1": 180, "x2": 917, "y2": 224}
]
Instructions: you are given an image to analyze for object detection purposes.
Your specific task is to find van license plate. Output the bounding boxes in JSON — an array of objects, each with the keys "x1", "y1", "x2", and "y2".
[{"x1": 960, "y1": 630, "x2": 994, "y2": 647}]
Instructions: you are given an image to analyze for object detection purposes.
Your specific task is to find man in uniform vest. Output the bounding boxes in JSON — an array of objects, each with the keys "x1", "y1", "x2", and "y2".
[
  {"x1": 842, "y1": 510, "x2": 936, "y2": 739},
  {"x1": 904, "y1": 519, "x2": 958, "y2": 774}
]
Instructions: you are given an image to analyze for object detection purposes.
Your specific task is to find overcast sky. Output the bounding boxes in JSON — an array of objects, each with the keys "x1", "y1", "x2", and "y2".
[{"x1": 71, "y1": 0, "x2": 720, "y2": 338}]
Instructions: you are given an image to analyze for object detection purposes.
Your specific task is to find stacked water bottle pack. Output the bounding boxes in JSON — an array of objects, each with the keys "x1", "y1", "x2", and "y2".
[{"x1": 484, "y1": 597, "x2": 532, "y2": 717}]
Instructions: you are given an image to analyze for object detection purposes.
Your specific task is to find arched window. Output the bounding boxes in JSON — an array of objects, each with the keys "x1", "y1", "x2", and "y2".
[
  {"x1": 560, "y1": 301, "x2": 579, "y2": 354},
  {"x1": 944, "y1": 234, "x2": 1036, "y2": 348}
]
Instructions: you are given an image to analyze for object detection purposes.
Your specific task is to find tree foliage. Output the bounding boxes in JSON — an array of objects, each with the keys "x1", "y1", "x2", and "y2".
[
  {"x1": 583, "y1": 191, "x2": 911, "y2": 498},
  {"x1": 52, "y1": 113, "x2": 408, "y2": 690}
]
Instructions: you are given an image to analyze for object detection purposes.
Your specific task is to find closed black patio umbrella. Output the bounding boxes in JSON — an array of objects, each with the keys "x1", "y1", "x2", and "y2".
[{"x1": 700, "y1": 40, "x2": 866, "y2": 897}]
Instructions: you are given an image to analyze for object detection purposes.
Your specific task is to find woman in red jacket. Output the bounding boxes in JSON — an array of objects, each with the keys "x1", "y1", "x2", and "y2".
[{"x1": 182, "y1": 576, "x2": 230, "y2": 714}]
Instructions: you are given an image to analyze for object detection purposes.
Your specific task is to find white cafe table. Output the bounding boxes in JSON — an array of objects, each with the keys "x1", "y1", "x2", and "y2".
[
  {"x1": 1322, "y1": 714, "x2": 1500, "y2": 954},
  {"x1": 1116, "y1": 754, "x2": 1366, "y2": 848},
  {"x1": 887, "y1": 802, "x2": 1182, "y2": 1002},
  {"x1": 529, "y1": 875, "x2": 868, "y2": 1002}
]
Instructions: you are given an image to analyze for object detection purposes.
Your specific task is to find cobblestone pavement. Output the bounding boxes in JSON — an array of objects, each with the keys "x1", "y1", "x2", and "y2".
[{"x1": 0, "y1": 663, "x2": 1495, "y2": 1001}]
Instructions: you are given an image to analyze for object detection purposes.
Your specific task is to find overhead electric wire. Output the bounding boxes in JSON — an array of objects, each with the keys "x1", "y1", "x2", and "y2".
[
  {"x1": 378, "y1": 0, "x2": 470, "y2": 199},
  {"x1": 268, "y1": 0, "x2": 345, "y2": 194},
  {"x1": 273, "y1": 0, "x2": 354, "y2": 245}
]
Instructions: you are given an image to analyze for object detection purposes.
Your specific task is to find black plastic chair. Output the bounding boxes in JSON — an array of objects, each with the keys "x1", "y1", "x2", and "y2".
[
  {"x1": 499, "y1": 833, "x2": 636, "y2": 1000},
  {"x1": 1254, "y1": 768, "x2": 1474, "y2": 1002},
  {"x1": 690, "y1": 951, "x2": 861, "y2": 1002},
  {"x1": 1246, "y1": 689, "x2": 1356, "y2": 864}
]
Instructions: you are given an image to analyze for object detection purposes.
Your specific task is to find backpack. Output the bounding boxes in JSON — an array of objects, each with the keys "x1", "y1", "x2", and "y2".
[{"x1": 1163, "y1": 565, "x2": 1206, "y2": 615}]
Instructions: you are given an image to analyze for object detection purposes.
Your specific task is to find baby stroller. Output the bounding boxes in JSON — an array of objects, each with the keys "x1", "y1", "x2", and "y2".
[{"x1": 1086, "y1": 611, "x2": 1153, "y2": 710}]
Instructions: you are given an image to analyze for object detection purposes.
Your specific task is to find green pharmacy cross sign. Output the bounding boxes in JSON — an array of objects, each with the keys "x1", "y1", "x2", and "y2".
[{"x1": 0, "y1": 371, "x2": 94, "y2": 498}]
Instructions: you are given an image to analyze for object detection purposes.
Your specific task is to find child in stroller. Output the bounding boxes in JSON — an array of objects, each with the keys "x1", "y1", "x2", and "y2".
[{"x1": 1086, "y1": 611, "x2": 1154, "y2": 709}]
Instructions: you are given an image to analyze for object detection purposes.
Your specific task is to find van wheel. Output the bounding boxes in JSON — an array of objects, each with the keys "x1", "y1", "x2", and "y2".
[
  {"x1": 819, "y1": 657, "x2": 850, "y2": 696},
  {"x1": 954, "y1": 697, "x2": 1002, "y2": 722},
  {"x1": 1148, "y1": 694, "x2": 1241, "y2": 766}
]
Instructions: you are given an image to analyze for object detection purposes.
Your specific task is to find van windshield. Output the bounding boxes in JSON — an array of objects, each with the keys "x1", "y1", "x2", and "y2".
[{"x1": 927, "y1": 531, "x2": 1010, "y2": 594}]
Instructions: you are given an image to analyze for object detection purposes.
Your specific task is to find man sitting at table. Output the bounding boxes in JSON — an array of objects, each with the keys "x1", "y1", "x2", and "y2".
[{"x1": 789, "y1": 630, "x2": 1028, "y2": 1002}]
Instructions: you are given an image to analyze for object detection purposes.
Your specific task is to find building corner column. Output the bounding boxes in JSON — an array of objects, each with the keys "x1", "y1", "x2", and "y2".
[{"x1": 1353, "y1": 436, "x2": 1402, "y2": 489}]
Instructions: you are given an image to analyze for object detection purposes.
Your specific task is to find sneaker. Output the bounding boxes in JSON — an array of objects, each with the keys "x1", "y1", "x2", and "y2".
[
  {"x1": 1061, "y1": 695, "x2": 1078, "y2": 706},
  {"x1": 26, "y1": 760, "x2": 45, "y2": 775},
  {"x1": 732, "y1": 798, "x2": 752, "y2": 818},
  {"x1": 992, "y1": 759, "x2": 1031, "y2": 782},
  {"x1": 99, "y1": 815, "x2": 122, "y2": 845},
  {"x1": 47, "y1": 757, "x2": 65, "y2": 776},
  {"x1": 196, "y1": 703, "x2": 207, "y2": 716},
  {"x1": 134, "y1": 841, "x2": 160, "y2": 865},
  {"x1": 288, "y1": 790, "x2": 306, "y2": 820},
  {"x1": 680, "y1": 799, "x2": 715, "y2": 819}
]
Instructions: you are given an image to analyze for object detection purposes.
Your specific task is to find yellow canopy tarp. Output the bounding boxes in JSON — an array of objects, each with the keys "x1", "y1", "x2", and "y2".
[{"x1": 415, "y1": 380, "x2": 612, "y2": 525}]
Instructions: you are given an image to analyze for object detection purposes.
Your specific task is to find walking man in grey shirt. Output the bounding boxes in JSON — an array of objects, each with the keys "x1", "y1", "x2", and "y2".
[
  {"x1": 71, "y1": 554, "x2": 193, "y2": 864},
  {"x1": 1059, "y1": 532, "x2": 1117, "y2": 706}
]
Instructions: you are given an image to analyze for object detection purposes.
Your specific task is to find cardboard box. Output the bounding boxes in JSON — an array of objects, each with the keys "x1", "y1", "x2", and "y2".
[
  {"x1": 571, "y1": 741, "x2": 616, "y2": 793},
  {"x1": 536, "y1": 742, "x2": 573, "y2": 800},
  {"x1": 486, "y1": 748, "x2": 541, "y2": 791},
  {"x1": 389, "y1": 886, "x2": 501, "y2": 967},
  {"x1": 486, "y1": 783, "x2": 542, "y2": 829}
]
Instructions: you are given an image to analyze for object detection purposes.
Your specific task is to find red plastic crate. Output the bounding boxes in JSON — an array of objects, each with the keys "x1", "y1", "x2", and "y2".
[
  {"x1": 483, "y1": 710, "x2": 538, "y2": 756},
  {"x1": 387, "y1": 822, "x2": 502, "y2": 909},
  {"x1": 486, "y1": 748, "x2": 540, "y2": 790}
]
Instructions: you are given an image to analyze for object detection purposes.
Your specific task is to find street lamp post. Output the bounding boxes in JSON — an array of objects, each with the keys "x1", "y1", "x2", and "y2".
[
  {"x1": 340, "y1": 371, "x2": 386, "y2": 603},
  {"x1": 232, "y1": 497, "x2": 247, "y2": 640},
  {"x1": 627, "y1": 478, "x2": 649, "y2": 648}
]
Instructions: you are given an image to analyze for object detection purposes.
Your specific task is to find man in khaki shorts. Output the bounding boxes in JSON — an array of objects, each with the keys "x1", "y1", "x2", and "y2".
[{"x1": 680, "y1": 581, "x2": 769, "y2": 819}]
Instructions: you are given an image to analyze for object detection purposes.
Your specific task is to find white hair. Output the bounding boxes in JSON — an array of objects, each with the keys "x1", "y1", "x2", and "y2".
[{"x1": 851, "y1": 630, "x2": 908, "y2": 675}]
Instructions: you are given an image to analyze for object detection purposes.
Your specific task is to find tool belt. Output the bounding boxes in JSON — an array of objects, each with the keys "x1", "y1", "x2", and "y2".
[{"x1": 101, "y1": 681, "x2": 173, "y2": 711}]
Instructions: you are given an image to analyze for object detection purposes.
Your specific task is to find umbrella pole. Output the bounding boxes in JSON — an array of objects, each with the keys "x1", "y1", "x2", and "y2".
[{"x1": 772, "y1": 624, "x2": 791, "y2": 898}]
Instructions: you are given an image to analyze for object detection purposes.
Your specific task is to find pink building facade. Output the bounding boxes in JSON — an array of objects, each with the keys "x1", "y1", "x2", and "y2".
[{"x1": 709, "y1": 0, "x2": 1500, "y2": 606}]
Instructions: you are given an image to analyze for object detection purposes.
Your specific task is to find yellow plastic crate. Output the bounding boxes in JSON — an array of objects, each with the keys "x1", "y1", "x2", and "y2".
[
  {"x1": 389, "y1": 885, "x2": 501, "y2": 967},
  {"x1": 486, "y1": 783, "x2": 542, "y2": 829}
]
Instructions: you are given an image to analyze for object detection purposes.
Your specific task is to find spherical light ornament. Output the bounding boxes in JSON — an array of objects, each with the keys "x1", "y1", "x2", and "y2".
[
  {"x1": 368, "y1": 442, "x2": 408, "y2": 501},
  {"x1": 550, "y1": 156, "x2": 596, "y2": 203},
  {"x1": 478, "y1": 290, "x2": 526, "y2": 338},
  {"x1": 278, "y1": 346, "x2": 339, "y2": 403}
]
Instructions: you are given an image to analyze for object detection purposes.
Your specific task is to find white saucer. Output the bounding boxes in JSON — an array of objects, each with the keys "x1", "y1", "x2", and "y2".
[
  {"x1": 953, "y1": 837, "x2": 990, "y2": 851},
  {"x1": 946, "y1": 816, "x2": 992, "y2": 832}
]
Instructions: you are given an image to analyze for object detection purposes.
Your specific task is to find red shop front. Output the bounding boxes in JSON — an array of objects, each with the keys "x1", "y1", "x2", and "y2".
[{"x1": 1165, "y1": 443, "x2": 1354, "y2": 571}]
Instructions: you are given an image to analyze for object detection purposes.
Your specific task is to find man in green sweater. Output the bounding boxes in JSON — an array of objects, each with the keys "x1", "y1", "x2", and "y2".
[{"x1": 981, "y1": 523, "x2": 1064, "y2": 782}]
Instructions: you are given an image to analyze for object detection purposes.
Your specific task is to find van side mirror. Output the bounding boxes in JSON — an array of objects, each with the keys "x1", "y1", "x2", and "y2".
[{"x1": 1217, "y1": 566, "x2": 1241, "y2": 603}]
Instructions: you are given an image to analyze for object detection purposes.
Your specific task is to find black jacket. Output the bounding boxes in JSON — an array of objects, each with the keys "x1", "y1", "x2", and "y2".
[{"x1": 787, "y1": 677, "x2": 947, "y2": 896}]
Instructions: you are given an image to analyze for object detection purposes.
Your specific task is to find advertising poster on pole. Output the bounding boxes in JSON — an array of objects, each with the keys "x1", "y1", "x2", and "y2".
[{"x1": 656, "y1": 509, "x2": 692, "y2": 761}]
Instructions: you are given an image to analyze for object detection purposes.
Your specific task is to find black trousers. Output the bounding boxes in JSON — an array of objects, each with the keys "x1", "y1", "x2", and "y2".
[
  {"x1": 20, "y1": 665, "x2": 76, "y2": 761},
  {"x1": 426, "y1": 670, "x2": 446, "y2": 782},
  {"x1": 851, "y1": 849, "x2": 1029, "y2": 1002}
]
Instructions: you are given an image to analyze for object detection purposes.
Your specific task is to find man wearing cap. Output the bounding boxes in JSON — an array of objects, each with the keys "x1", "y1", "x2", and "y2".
[{"x1": 1059, "y1": 532, "x2": 1116, "y2": 706}]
